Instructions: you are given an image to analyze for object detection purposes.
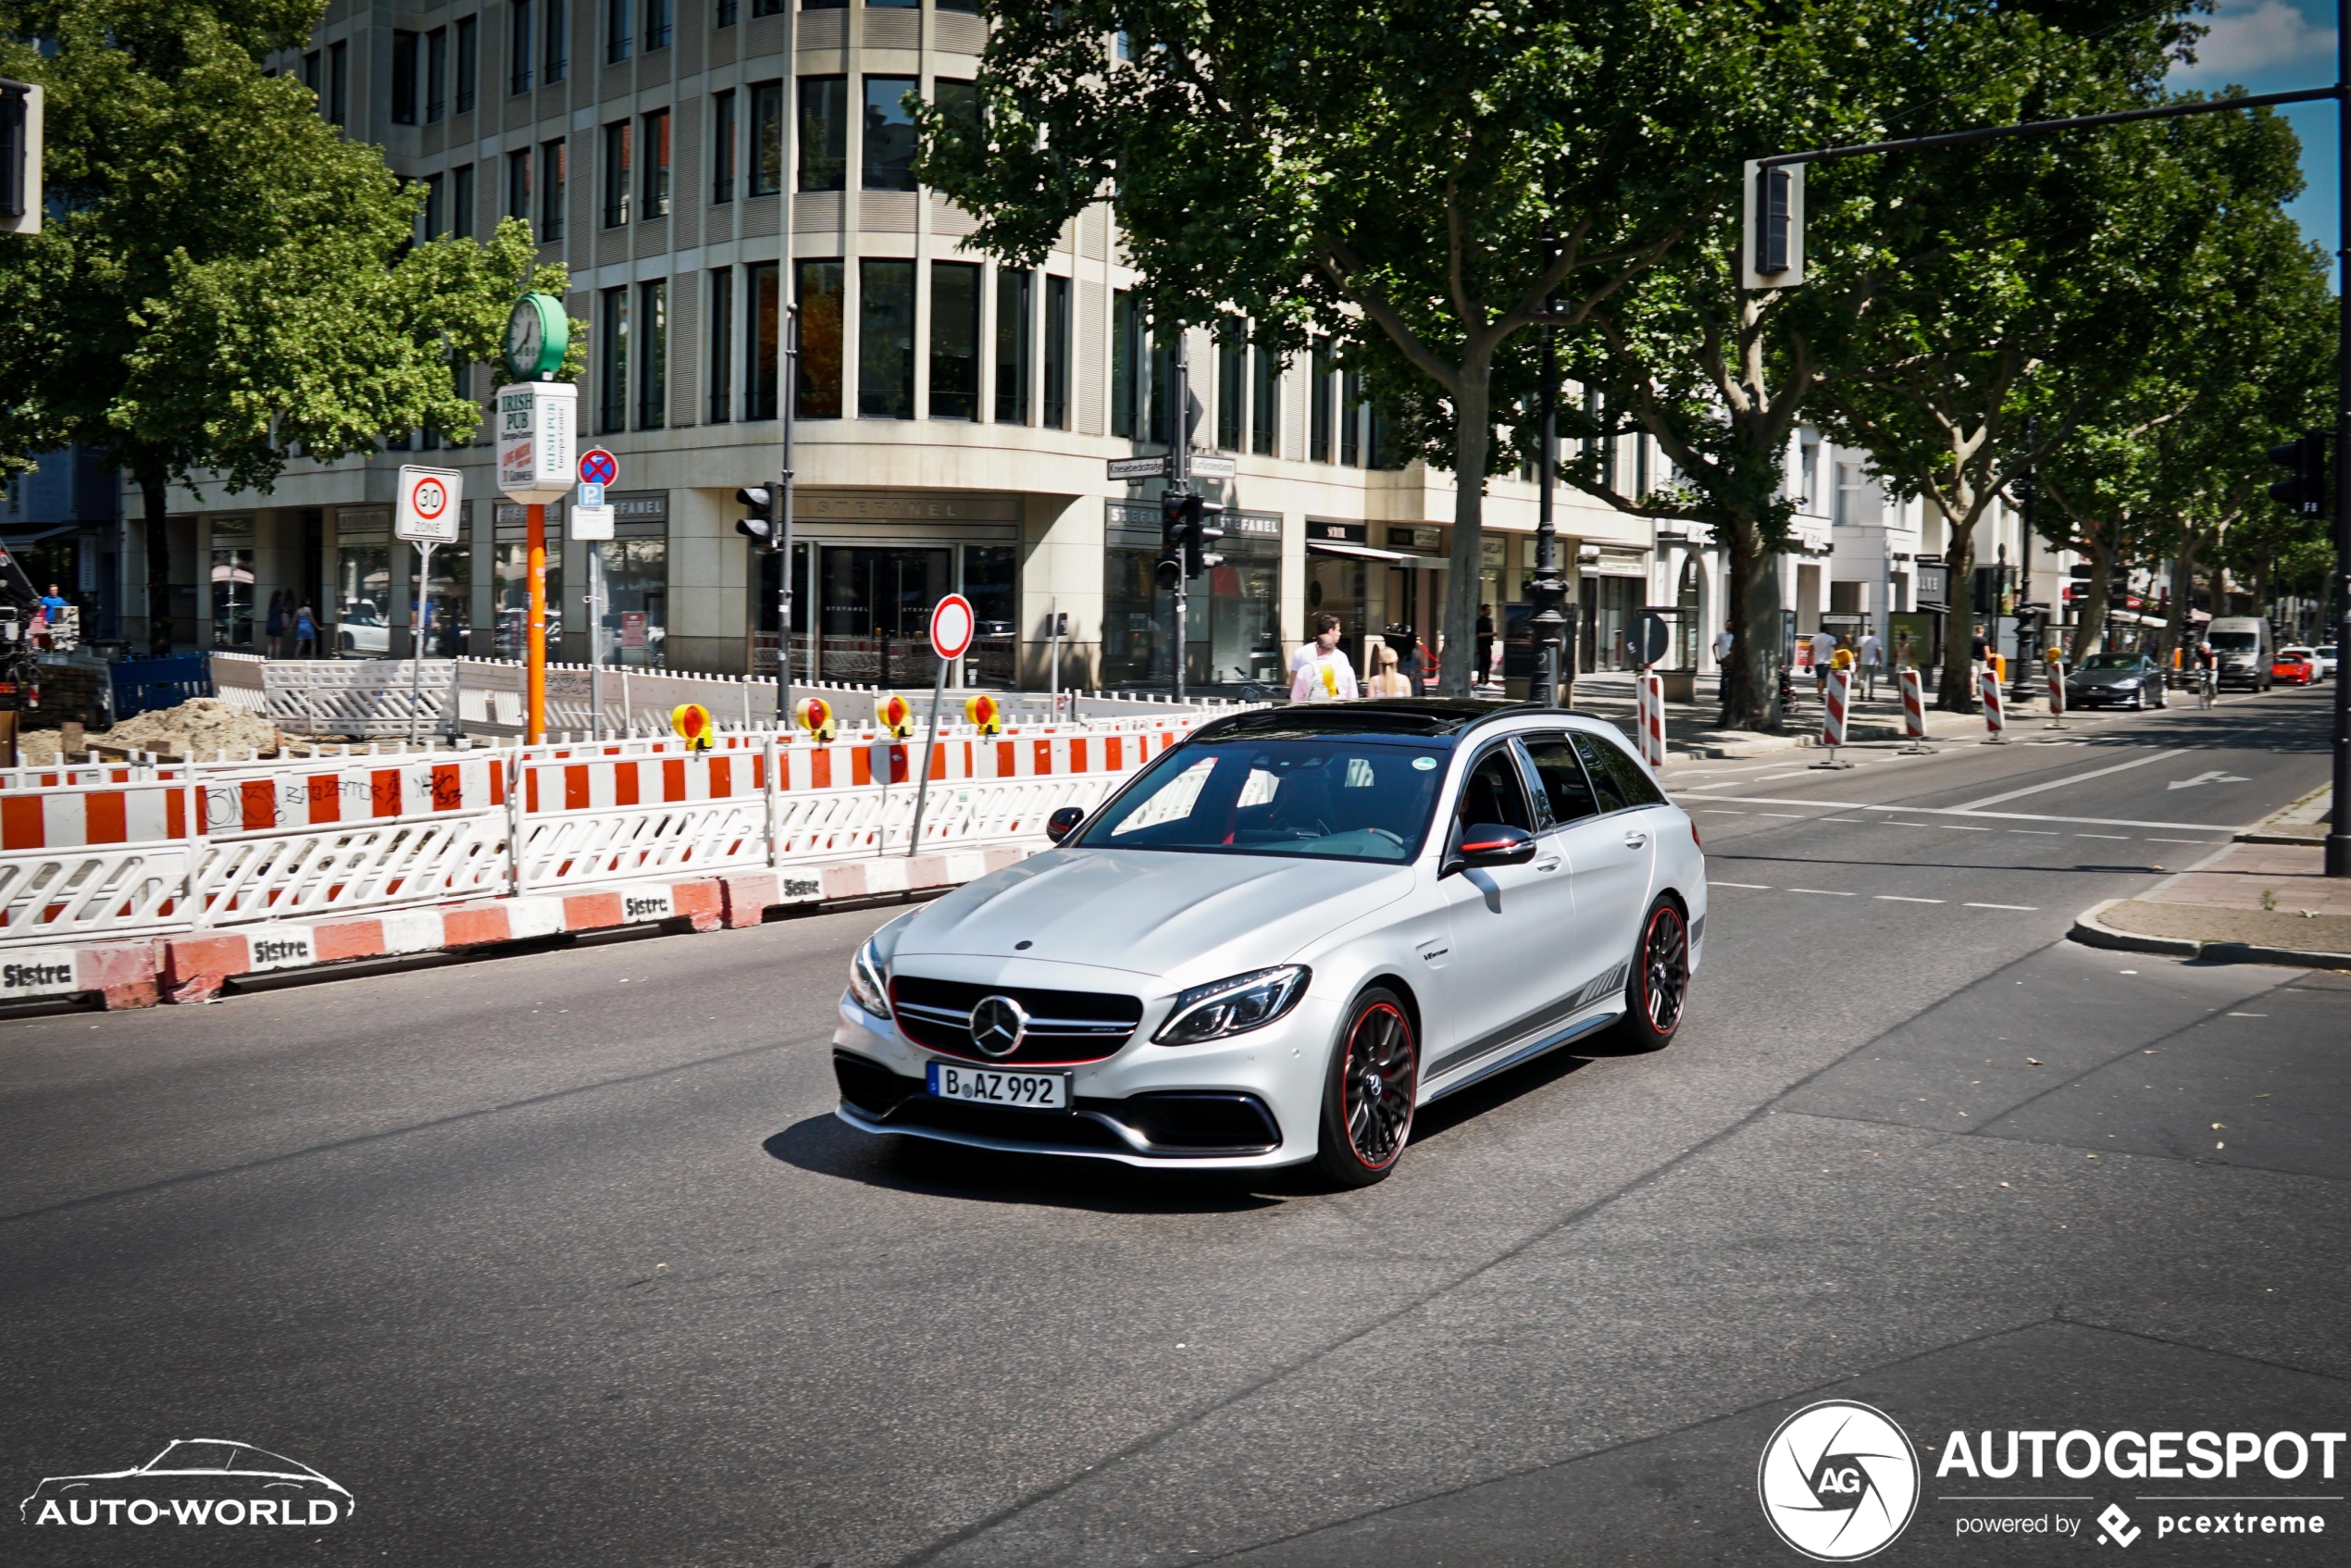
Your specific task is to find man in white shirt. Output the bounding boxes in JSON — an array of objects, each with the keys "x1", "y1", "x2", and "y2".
[
  {"x1": 1290, "y1": 613, "x2": 1361, "y2": 703},
  {"x1": 1809, "y1": 628, "x2": 1837, "y2": 696},
  {"x1": 1857, "y1": 628, "x2": 1885, "y2": 699}
]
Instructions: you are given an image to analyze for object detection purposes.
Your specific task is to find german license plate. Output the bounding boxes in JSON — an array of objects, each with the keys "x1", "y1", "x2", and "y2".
[{"x1": 927, "y1": 1062, "x2": 1069, "y2": 1109}]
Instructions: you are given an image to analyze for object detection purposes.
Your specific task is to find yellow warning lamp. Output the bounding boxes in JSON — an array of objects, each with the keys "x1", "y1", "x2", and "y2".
[
  {"x1": 964, "y1": 692, "x2": 1002, "y2": 735},
  {"x1": 671, "y1": 703, "x2": 715, "y2": 752},
  {"x1": 795, "y1": 695, "x2": 837, "y2": 740},
  {"x1": 877, "y1": 693, "x2": 914, "y2": 739}
]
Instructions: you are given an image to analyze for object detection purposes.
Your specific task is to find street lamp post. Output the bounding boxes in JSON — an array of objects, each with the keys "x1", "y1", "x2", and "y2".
[{"x1": 1527, "y1": 232, "x2": 1570, "y2": 708}]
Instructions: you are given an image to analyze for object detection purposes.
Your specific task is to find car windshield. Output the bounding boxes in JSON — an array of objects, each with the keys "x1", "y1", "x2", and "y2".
[
  {"x1": 2080, "y1": 653, "x2": 2141, "y2": 670},
  {"x1": 1070, "y1": 738, "x2": 1447, "y2": 862},
  {"x1": 2208, "y1": 632, "x2": 2258, "y2": 653}
]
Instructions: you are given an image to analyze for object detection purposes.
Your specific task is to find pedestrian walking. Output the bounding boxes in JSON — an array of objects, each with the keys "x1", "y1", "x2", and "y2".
[
  {"x1": 1857, "y1": 628, "x2": 1885, "y2": 700},
  {"x1": 1474, "y1": 605, "x2": 1495, "y2": 691},
  {"x1": 265, "y1": 591, "x2": 288, "y2": 658},
  {"x1": 1289, "y1": 613, "x2": 1361, "y2": 703},
  {"x1": 1713, "y1": 622, "x2": 1735, "y2": 699},
  {"x1": 1810, "y1": 628, "x2": 1837, "y2": 697},
  {"x1": 293, "y1": 601, "x2": 319, "y2": 659},
  {"x1": 1364, "y1": 641, "x2": 1413, "y2": 698}
]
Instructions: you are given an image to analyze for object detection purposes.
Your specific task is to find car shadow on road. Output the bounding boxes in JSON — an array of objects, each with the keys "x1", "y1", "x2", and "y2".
[{"x1": 762, "y1": 1115, "x2": 1298, "y2": 1212}]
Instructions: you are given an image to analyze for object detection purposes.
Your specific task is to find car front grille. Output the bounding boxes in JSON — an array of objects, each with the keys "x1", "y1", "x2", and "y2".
[{"x1": 889, "y1": 975, "x2": 1144, "y2": 1065}]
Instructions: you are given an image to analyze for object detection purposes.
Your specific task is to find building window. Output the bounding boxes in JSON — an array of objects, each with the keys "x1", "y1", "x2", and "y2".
[
  {"x1": 706, "y1": 269, "x2": 733, "y2": 423},
  {"x1": 1340, "y1": 368, "x2": 1362, "y2": 466},
  {"x1": 605, "y1": 0, "x2": 631, "y2": 63},
  {"x1": 392, "y1": 32, "x2": 419, "y2": 124},
  {"x1": 426, "y1": 28, "x2": 448, "y2": 119},
  {"x1": 544, "y1": 0, "x2": 568, "y2": 82},
  {"x1": 505, "y1": 147, "x2": 532, "y2": 222},
  {"x1": 868, "y1": 0, "x2": 914, "y2": 7},
  {"x1": 423, "y1": 173, "x2": 446, "y2": 238},
  {"x1": 600, "y1": 286, "x2": 629, "y2": 432},
  {"x1": 1250, "y1": 343, "x2": 1279, "y2": 456},
  {"x1": 541, "y1": 137, "x2": 566, "y2": 239},
  {"x1": 710, "y1": 91, "x2": 735, "y2": 202},
  {"x1": 796, "y1": 259, "x2": 844, "y2": 419},
  {"x1": 859, "y1": 258, "x2": 916, "y2": 419},
  {"x1": 934, "y1": 78, "x2": 978, "y2": 140},
  {"x1": 929, "y1": 261, "x2": 981, "y2": 421},
  {"x1": 602, "y1": 120, "x2": 631, "y2": 226},
  {"x1": 796, "y1": 0, "x2": 840, "y2": 9},
  {"x1": 637, "y1": 280, "x2": 666, "y2": 429},
  {"x1": 715, "y1": 0, "x2": 737, "y2": 26},
  {"x1": 328, "y1": 41, "x2": 349, "y2": 126},
  {"x1": 454, "y1": 16, "x2": 479, "y2": 113},
  {"x1": 641, "y1": 108, "x2": 670, "y2": 218},
  {"x1": 994, "y1": 269, "x2": 1030, "y2": 424},
  {"x1": 645, "y1": 0, "x2": 671, "y2": 51},
  {"x1": 863, "y1": 77, "x2": 917, "y2": 191},
  {"x1": 937, "y1": 0, "x2": 976, "y2": 11},
  {"x1": 756, "y1": 0, "x2": 790, "y2": 13},
  {"x1": 1043, "y1": 274, "x2": 1072, "y2": 430},
  {"x1": 792, "y1": 78, "x2": 842, "y2": 193},
  {"x1": 752, "y1": 80, "x2": 790, "y2": 195},
  {"x1": 1111, "y1": 289, "x2": 1138, "y2": 439},
  {"x1": 508, "y1": 1, "x2": 532, "y2": 93},
  {"x1": 452, "y1": 164, "x2": 476, "y2": 238},
  {"x1": 1310, "y1": 337, "x2": 1334, "y2": 462},
  {"x1": 1216, "y1": 318, "x2": 1244, "y2": 451},
  {"x1": 746, "y1": 262, "x2": 779, "y2": 418},
  {"x1": 304, "y1": 51, "x2": 319, "y2": 97}
]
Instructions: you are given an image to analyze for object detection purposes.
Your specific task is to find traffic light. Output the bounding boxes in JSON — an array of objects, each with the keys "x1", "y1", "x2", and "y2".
[
  {"x1": 734, "y1": 485, "x2": 779, "y2": 547},
  {"x1": 1183, "y1": 494, "x2": 1225, "y2": 579},
  {"x1": 2267, "y1": 432, "x2": 2328, "y2": 518},
  {"x1": 1740, "y1": 159, "x2": 1804, "y2": 290},
  {"x1": 1157, "y1": 492, "x2": 1188, "y2": 590}
]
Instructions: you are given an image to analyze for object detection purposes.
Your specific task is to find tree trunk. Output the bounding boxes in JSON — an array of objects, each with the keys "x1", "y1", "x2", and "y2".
[
  {"x1": 1717, "y1": 512, "x2": 1780, "y2": 729},
  {"x1": 2068, "y1": 529, "x2": 2112, "y2": 662},
  {"x1": 1438, "y1": 361, "x2": 1492, "y2": 697},
  {"x1": 1935, "y1": 494, "x2": 1980, "y2": 711},
  {"x1": 139, "y1": 468, "x2": 173, "y2": 657},
  {"x1": 2157, "y1": 525, "x2": 2198, "y2": 673}
]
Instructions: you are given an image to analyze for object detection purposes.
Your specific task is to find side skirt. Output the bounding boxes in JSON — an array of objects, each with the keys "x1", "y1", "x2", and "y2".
[{"x1": 1420, "y1": 1005, "x2": 1624, "y2": 1105}]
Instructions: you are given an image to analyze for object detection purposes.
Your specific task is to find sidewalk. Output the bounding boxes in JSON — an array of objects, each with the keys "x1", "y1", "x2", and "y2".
[
  {"x1": 1568, "y1": 669, "x2": 2007, "y2": 762},
  {"x1": 2073, "y1": 789, "x2": 2351, "y2": 968}
]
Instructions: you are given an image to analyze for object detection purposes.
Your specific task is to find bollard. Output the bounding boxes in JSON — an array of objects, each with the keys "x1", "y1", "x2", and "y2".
[
  {"x1": 1980, "y1": 668, "x2": 2009, "y2": 743},
  {"x1": 2045, "y1": 659, "x2": 2067, "y2": 728},
  {"x1": 1636, "y1": 667, "x2": 1667, "y2": 766},
  {"x1": 1811, "y1": 666, "x2": 1857, "y2": 768},
  {"x1": 1897, "y1": 667, "x2": 1934, "y2": 754}
]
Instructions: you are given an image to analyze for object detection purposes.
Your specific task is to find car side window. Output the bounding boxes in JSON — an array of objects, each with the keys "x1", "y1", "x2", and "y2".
[
  {"x1": 1571, "y1": 730, "x2": 1665, "y2": 811},
  {"x1": 1521, "y1": 733, "x2": 1602, "y2": 826},
  {"x1": 1455, "y1": 745, "x2": 1535, "y2": 834}
]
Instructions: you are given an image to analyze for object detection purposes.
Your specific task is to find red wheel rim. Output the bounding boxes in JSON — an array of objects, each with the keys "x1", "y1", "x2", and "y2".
[
  {"x1": 1638, "y1": 905, "x2": 1689, "y2": 1033},
  {"x1": 1342, "y1": 1002, "x2": 1414, "y2": 1168}
]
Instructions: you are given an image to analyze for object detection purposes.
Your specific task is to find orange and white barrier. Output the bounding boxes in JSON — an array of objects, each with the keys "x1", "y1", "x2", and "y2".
[
  {"x1": 1897, "y1": 667, "x2": 1931, "y2": 753},
  {"x1": 2046, "y1": 659, "x2": 2066, "y2": 727},
  {"x1": 1980, "y1": 668, "x2": 2009, "y2": 742},
  {"x1": 1810, "y1": 666, "x2": 1857, "y2": 770},
  {"x1": 1635, "y1": 669, "x2": 1667, "y2": 765}
]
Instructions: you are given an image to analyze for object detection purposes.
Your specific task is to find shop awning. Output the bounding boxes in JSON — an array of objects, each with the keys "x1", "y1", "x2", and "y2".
[{"x1": 1308, "y1": 541, "x2": 1430, "y2": 566}]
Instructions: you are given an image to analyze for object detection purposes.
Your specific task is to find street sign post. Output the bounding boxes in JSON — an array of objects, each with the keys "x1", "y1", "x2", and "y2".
[
  {"x1": 495, "y1": 380, "x2": 577, "y2": 745},
  {"x1": 1188, "y1": 454, "x2": 1238, "y2": 480},
  {"x1": 395, "y1": 466, "x2": 464, "y2": 742},
  {"x1": 571, "y1": 451, "x2": 618, "y2": 739},
  {"x1": 1636, "y1": 609, "x2": 1672, "y2": 668},
  {"x1": 908, "y1": 593, "x2": 977, "y2": 855}
]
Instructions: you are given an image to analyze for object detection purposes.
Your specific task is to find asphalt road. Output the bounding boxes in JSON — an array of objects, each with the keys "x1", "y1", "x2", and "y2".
[{"x1": 2, "y1": 686, "x2": 2344, "y2": 1568}]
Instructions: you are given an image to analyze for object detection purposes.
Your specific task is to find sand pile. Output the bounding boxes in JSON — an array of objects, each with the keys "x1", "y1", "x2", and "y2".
[{"x1": 100, "y1": 699, "x2": 284, "y2": 758}]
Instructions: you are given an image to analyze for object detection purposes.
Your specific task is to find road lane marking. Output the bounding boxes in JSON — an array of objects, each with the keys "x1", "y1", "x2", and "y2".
[
  {"x1": 1787, "y1": 888, "x2": 1858, "y2": 895},
  {"x1": 2009, "y1": 829, "x2": 2060, "y2": 835},
  {"x1": 1709, "y1": 880, "x2": 1772, "y2": 889},
  {"x1": 1671, "y1": 794, "x2": 2253, "y2": 832},
  {"x1": 1700, "y1": 809, "x2": 1748, "y2": 815},
  {"x1": 2148, "y1": 837, "x2": 2213, "y2": 844},
  {"x1": 1939, "y1": 825, "x2": 1991, "y2": 831},
  {"x1": 1966, "y1": 902, "x2": 2038, "y2": 910},
  {"x1": 2076, "y1": 833, "x2": 2130, "y2": 840},
  {"x1": 1957, "y1": 748, "x2": 2184, "y2": 810},
  {"x1": 1876, "y1": 895, "x2": 1944, "y2": 902},
  {"x1": 1756, "y1": 812, "x2": 1808, "y2": 818}
]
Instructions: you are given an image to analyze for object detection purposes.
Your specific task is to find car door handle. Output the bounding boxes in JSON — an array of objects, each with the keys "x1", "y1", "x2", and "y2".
[
  {"x1": 1535, "y1": 857, "x2": 1561, "y2": 872},
  {"x1": 1623, "y1": 830, "x2": 1649, "y2": 849}
]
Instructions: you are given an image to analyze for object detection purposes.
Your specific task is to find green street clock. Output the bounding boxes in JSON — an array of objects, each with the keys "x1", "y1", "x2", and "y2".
[{"x1": 503, "y1": 293, "x2": 569, "y2": 380}]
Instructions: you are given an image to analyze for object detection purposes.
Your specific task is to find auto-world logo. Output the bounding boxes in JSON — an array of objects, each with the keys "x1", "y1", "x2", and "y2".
[
  {"x1": 1759, "y1": 1400, "x2": 1922, "y2": 1561},
  {"x1": 20, "y1": 1438, "x2": 354, "y2": 1528}
]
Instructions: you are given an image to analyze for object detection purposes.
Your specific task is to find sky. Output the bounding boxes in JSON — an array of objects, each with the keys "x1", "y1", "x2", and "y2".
[{"x1": 2166, "y1": 0, "x2": 2339, "y2": 278}]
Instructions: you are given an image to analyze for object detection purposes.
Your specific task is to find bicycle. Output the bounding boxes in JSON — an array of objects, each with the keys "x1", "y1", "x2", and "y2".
[{"x1": 2197, "y1": 667, "x2": 2218, "y2": 709}]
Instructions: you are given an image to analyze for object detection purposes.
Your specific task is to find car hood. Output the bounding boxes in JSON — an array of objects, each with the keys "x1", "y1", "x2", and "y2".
[
  {"x1": 2069, "y1": 667, "x2": 2143, "y2": 684},
  {"x1": 889, "y1": 847, "x2": 1414, "y2": 979}
]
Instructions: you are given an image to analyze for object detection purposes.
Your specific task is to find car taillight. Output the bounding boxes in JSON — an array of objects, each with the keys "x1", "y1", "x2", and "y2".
[{"x1": 1689, "y1": 817, "x2": 1702, "y2": 849}]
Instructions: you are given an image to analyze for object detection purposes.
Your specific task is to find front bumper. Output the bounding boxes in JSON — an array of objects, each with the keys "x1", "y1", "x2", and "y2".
[{"x1": 829, "y1": 991, "x2": 1332, "y2": 1169}]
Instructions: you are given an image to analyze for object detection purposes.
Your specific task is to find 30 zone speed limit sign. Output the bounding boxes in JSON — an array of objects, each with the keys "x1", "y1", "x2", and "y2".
[{"x1": 396, "y1": 465, "x2": 465, "y2": 544}]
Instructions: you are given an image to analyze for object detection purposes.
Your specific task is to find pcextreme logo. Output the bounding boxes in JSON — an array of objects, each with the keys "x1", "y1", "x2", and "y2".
[
  {"x1": 1759, "y1": 1400, "x2": 1922, "y2": 1562},
  {"x1": 19, "y1": 1438, "x2": 354, "y2": 1528}
]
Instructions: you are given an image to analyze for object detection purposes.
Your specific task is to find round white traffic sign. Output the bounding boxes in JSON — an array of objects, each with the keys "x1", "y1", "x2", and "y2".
[
  {"x1": 410, "y1": 474, "x2": 451, "y2": 521},
  {"x1": 929, "y1": 593, "x2": 976, "y2": 661}
]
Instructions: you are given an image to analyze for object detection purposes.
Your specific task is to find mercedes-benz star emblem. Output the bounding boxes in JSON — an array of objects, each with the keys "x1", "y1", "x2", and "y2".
[{"x1": 969, "y1": 995, "x2": 1029, "y2": 1058}]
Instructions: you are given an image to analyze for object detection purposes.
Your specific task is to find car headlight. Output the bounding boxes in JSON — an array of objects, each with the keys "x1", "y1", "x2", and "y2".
[
  {"x1": 2113, "y1": 676, "x2": 2140, "y2": 688},
  {"x1": 1152, "y1": 965, "x2": 1311, "y2": 1046},
  {"x1": 847, "y1": 936, "x2": 892, "y2": 1019}
]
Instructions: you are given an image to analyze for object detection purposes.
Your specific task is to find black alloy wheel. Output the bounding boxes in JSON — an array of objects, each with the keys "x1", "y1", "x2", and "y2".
[
  {"x1": 1612, "y1": 897, "x2": 1690, "y2": 1052},
  {"x1": 1315, "y1": 988, "x2": 1416, "y2": 1187}
]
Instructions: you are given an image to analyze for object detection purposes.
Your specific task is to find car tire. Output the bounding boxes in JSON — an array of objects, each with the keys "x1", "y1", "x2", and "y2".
[
  {"x1": 1313, "y1": 987, "x2": 1417, "y2": 1188},
  {"x1": 1611, "y1": 897, "x2": 1692, "y2": 1053}
]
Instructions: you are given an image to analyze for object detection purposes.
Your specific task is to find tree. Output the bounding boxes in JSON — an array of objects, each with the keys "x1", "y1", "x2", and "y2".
[
  {"x1": 917, "y1": 0, "x2": 1741, "y2": 692},
  {"x1": 0, "y1": 0, "x2": 572, "y2": 652}
]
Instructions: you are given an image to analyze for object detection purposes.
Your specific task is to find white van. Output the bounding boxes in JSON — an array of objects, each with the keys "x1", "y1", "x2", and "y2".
[{"x1": 2204, "y1": 616, "x2": 2271, "y2": 691}]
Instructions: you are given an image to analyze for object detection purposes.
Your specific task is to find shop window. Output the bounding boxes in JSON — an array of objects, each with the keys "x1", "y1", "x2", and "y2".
[
  {"x1": 637, "y1": 279, "x2": 666, "y2": 429},
  {"x1": 794, "y1": 259, "x2": 844, "y2": 417},
  {"x1": 336, "y1": 543, "x2": 392, "y2": 656},
  {"x1": 1104, "y1": 511, "x2": 1281, "y2": 690},
  {"x1": 964, "y1": 544, "x2": 1017, "y2": 687},
  {"x1": 815, "y1": 546, "x2": 950, "y2": 686},
  {"x1": 995, "y1": 268, "x2": 1031, "y2": 424},
  {"x1": 782, "y1": 78, "x2": 826, "y2": 193},
  {"x1": 599, "y1": 286, "x2": 629, "y2": 432},
  {"x1": 706, "y1": 268, "x2": 734, "y2": 423},
  {"x1": 863, "y1": 76, "x2": 918, "y2": 191},
  {"x1": 210, "y1": 519, "x2": 257, "y2": 650},
  {"x1": 1042, "y1": 275, "x2": 1072, "y2": 429},
  {"x1": 929, "y1": 261, "x2": 981, "y2": 420},
  {"x1": 419, "y1": 539, "x2": 473, "y2": 656},
  {"x1": 859, "y1": 258, "x2": 916, "y2": 419},
  {"x1": 493, "y1": 540, "x2": 563, "y2": 661},
  {"x1": 593, "y1": 540, "x2": 667, "y2": 666}
]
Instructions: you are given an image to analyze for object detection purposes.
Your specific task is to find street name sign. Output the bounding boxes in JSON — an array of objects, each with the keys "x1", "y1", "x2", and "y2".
[{"x1": 1107, "y1": 455, "x2": 1169, "y2": 480}]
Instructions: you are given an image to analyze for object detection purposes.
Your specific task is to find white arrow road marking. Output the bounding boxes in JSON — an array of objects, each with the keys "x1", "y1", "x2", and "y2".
[
  {"x1": 1959, "y1": 748, "x2": 2183, "y2": 809},
  {"x1": 2166, "y1": 769, "x2": 2250, "y2": 790}
]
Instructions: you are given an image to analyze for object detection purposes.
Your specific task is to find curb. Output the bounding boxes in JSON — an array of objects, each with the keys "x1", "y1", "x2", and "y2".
[
  {"x1": 6, "y1": 846, "x2": 1033, "y2": 1009},
  {"x1": 2067, "y1": 898, "x2": 2351, "y2": 971}
]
